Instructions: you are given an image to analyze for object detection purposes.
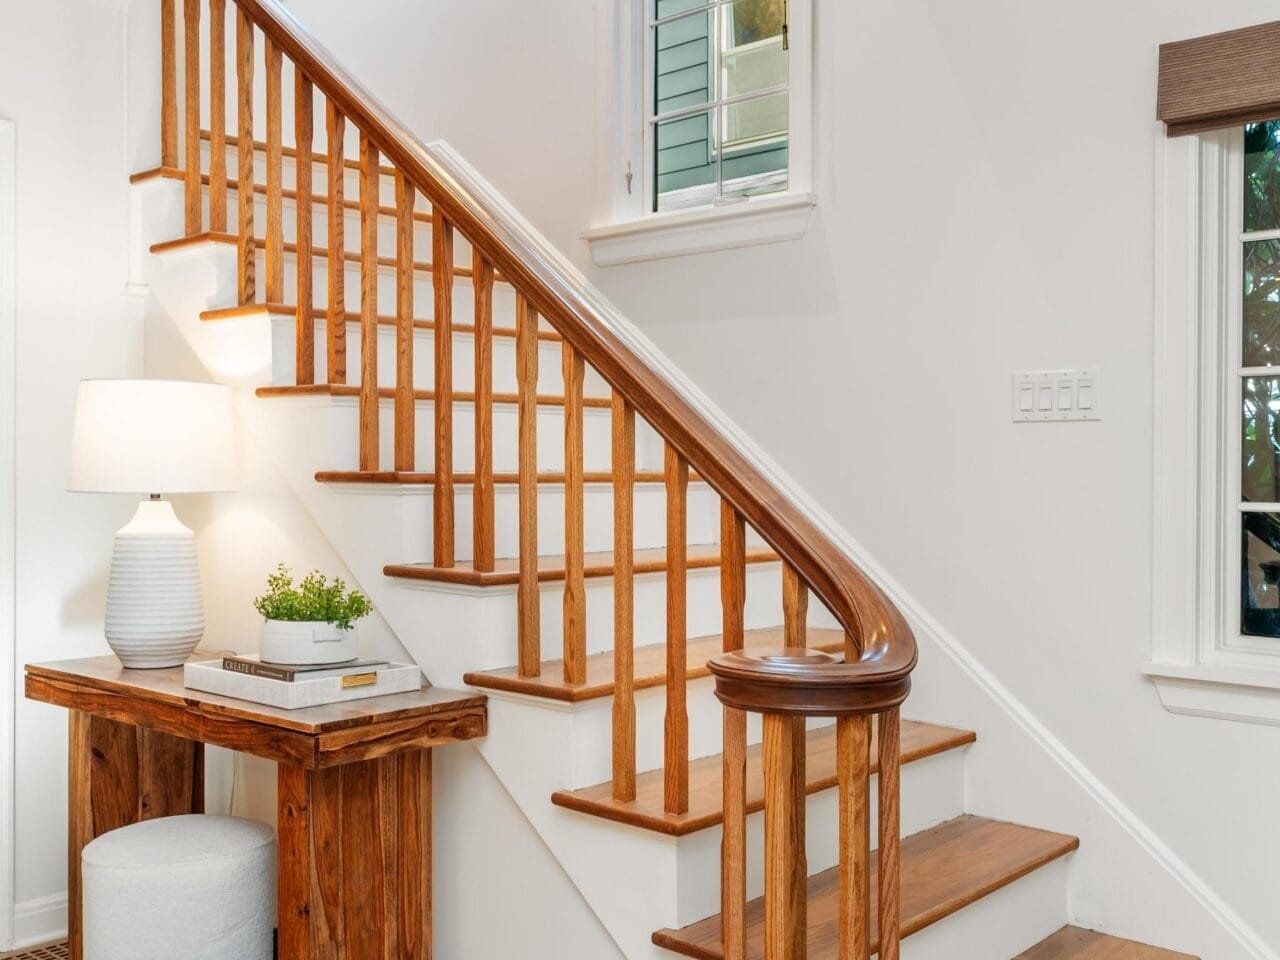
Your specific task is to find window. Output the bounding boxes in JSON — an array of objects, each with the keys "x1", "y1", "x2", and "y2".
[
  {"x1": 650, "y1": 0, "x2": 789, "y2": 211},
  {"x1": 583, "y1": 0, "x2": 814, "y2": 265},
  {"x1": 1146, "y1": 122, "x2": 1280, "y2": 723}
]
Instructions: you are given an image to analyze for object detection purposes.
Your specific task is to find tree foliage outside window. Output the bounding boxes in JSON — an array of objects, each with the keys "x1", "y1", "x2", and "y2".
[{"x1": 731, "y1": 0, "x2": 784, "y2": 46}]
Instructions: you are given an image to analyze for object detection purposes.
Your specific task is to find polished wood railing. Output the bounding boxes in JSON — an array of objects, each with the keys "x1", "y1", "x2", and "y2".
[{"x1": 159, "y1": 1, "x2": 917, "y2": 955}]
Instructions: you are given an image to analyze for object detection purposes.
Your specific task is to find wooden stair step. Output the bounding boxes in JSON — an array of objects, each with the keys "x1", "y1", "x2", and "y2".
[
  {"x1": 385, "y1": 543, "x2": 779, "y2": 588},
  {"x1": 652, "y1": 815, "x2": 1079, "y2": 960},
  {"x1": 551, "y1": 712, "x2": 974, "y2": 836},
  {"x1": 466, "y1": 626, "x2": 844, "y2": 705},
  {"x1": 200, "y1": 302, "x2": 560, "y2": 342},
  {"x1": 1013, "y1": 927, "x2": 1198, "y2": 959},
  {"x1": 316, "y1": 469, "x2": 695, "y2": 486},
  {"x1": 254, "y1": 383, "x2": 612, "y2": 408}
]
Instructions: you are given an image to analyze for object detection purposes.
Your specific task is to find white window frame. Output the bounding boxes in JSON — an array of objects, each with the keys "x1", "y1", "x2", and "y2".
[
  {"x1": 1145, "y1": 126, "x2": 1280, "y2": 724},
  {"x1": 584, "y1": 0, "x2": 816, "y2": 266}
]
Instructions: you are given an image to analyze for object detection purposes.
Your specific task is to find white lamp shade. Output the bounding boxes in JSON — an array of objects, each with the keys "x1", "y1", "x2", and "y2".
[{"x1": 69, "y1": 379, "x2": 236, "y2": 494}]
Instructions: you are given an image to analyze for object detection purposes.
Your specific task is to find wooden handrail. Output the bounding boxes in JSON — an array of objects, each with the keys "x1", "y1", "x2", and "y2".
[{"x1": 228, "y1": 0, "x2": 917, "y2": 687}]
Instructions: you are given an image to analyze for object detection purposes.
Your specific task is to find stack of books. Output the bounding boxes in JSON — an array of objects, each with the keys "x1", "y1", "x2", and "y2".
[{"x1": 184, "y1": 654, "x2": 422, "y2": 709}]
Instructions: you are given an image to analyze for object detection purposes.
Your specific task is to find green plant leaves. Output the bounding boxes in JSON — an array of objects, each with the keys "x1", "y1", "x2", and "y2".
[{"x1": 252, "y1": 563, "x2": 374, "y2": 630}]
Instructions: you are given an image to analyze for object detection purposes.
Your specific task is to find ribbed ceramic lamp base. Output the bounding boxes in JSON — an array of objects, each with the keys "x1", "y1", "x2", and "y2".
[{"x1": 104, "y1": 499, "x2": 205, "y2": 669}]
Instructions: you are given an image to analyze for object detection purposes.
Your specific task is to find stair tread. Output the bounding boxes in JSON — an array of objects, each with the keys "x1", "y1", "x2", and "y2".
[
  {"x1": 317, "y1": 469, "x2": 690, "y2": 486},
  {"x1": 652, "y1": 815, "x2": 1079, "y2": 960},
  {"x1": 551, "y1": 713, "x2": 974, "y2": 836},
  {"x1": 254, "y1": 383, "x2": 612, "y2": 408},
  {"x1": 1013, "y1": 927, "x2": 1198, "y2": 959},
  {"x1": 385, "y1": 543, "x2": 779, "y2": 587},
  {"x1": 466, "y1": 625, "x2": 844, "y2": 704}
]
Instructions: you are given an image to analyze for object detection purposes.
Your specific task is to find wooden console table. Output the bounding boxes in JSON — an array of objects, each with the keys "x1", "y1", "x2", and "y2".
[{"x1": 25, "y1": 657, "x2": 487, "y2": 960}]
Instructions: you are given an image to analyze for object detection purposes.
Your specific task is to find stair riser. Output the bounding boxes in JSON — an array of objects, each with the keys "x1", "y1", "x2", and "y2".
[
  {"x1": 267, "y1": 392, "x2": 668, "y2": 475},
  {"x1": 323, "y1": 481, "x2": 721, "y2": 562},
  {"x1": 395, "y1": 561, "x2": 796, "y2": 668},
  {"x1": 269, "y1": 316, "x2": 611, "y2": 398},
  {"x1": 899, "y1": 857, "x2": 1067, "y2": 960},
  {"x1": 673, "y1": 747, "x2": 968, "y2": 926},
  {"x1": 203, "y1": 141, "x2": 408, "y2": 209}
]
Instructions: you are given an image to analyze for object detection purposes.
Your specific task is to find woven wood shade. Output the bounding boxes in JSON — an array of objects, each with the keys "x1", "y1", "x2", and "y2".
[{"x1": 1159, "y1": 20, "x2": 1280, "y2": 135}]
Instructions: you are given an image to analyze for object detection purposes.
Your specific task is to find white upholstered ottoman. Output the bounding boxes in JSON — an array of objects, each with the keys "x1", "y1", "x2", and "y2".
[{"x1": 82, "y1": 814, "x2": 276, "y2": 960}]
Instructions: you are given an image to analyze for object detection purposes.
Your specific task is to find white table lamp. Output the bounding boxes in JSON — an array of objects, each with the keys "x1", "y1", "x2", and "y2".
[{"x1": 69, "y1": 379, "x2": 235, "y2": 668}]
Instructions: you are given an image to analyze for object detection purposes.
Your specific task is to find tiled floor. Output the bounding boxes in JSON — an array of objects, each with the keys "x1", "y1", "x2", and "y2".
[{"x1": 0, "y1": 942, "x2": 69, "y2": 960}]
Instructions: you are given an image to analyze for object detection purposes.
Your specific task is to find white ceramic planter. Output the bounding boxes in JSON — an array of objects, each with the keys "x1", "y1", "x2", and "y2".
[{"x1": 259, "y1": 620, "x2": 357, "y2": 665}]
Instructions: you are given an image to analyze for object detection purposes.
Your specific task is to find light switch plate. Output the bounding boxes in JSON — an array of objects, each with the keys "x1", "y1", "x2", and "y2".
[{"x1": 1012, "y1": 368, "x2": 1100, "y2": 422}]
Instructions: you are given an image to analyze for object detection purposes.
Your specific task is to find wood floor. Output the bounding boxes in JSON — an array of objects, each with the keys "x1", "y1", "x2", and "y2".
[{"x1": 1015, "y1": 927, "x2": 1198, "y2": 959}]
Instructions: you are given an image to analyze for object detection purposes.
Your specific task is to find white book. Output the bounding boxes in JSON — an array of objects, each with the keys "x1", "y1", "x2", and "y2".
[{"x1": 184, "y1": 659, "x2": 422, "y2": 710}]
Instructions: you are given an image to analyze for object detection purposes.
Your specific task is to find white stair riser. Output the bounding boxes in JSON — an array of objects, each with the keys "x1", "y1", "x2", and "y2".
[
  {"x1": 395, "y1": 562, "x2": 794, "y2": 667},
  {"x1": 672, "y1": 748, "x2": 968, "y2": 926},
  {"x1": 269, "y1": 316, "x2": 610, "y2": 398},
  {"x1": 203, "y1": 141, "x2": 407, "y2": 210},
  {"x1": 265, "y1": 393, "x2": 667, "y2": 475},
  {"x1": 900, "y1": 857, "x2": 1068, "y2": 960},
  {"x1": 323, "y1": 480, "x2": 721, "y2": 562}
]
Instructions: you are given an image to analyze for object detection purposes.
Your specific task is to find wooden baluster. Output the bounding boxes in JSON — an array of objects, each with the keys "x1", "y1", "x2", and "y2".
[
  {"x1": 326, "y1": 103, "x2": 346, "y2": 382},
  {"x1": 161, "y1": 0, "x2": 178, "y2": 168},
  {"x1": 611, "y1": 393, "x2": 636, "y2": 802},
  {"x1": 358, "y1": 134, "x2": 379, "y2": 471},
  {"x1": 472, "y1": 251, "x2": 496, "y2": 572},
  {"x1": 837, "y1": 714, "x2": 871, "y2": 960},
  {"x1": 720, "y1": 501, "x2": 747, "y2": 960},
  {"x1": 878, "y1": 707, "x2": 901, "y2": 960},
  {"x1": 562, "y1": 343, "x2": 586, "y2": 685},
  {"x1": 515, "y1": 294, "x2": 541, "y2": 677},
  {"x1": 664, "y1": 444, "x2": 689, "y2": 815},
  {"x1": 763, "y1": 713, "x2": 808, "y2": 960},
  {"x1": 183, "y1": 0, "x2": 200, "y2": 235},
  {"x1": 207, "y1": 0, "x2": 227, "y2": 232},
  {"x1": 264, "y1": 36, "x2": 284, "y2": 303},
  {"x1": 235, "y1": 8, "x2": 254, "y2": 305},
  {"x1": 783, "y1": 563, "x2": 808, "y2": 648},
  {"x1": 394, "y1": 174, "x2": 415, "y2": 470},
  {"x1": 294, "y1": 73, "x2": 314, "y2": 384},
  {"x1": 433, "y1": 216, "x2": 456, "y2": 567}
]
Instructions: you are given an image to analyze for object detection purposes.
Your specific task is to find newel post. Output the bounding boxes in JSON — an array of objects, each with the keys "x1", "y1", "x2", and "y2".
[{"x1": 708, "y1": 646, "x2": 911, "y2": 960}]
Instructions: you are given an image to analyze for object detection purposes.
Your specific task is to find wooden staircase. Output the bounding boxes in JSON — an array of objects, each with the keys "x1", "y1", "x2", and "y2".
[{"x1": 130, "y1": 2, "x2": 1201, "y2": 959}]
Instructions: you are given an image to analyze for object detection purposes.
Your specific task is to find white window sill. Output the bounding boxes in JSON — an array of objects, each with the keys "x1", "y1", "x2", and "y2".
[
  {"x1": 1142, "y1": 660, "x2": 1280, "y2": 726},
  {"x1": 582, "y1": 192, "x2": 817, "y2": 267}
]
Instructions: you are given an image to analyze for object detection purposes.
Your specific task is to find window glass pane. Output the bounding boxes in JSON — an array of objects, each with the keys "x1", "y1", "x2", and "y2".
[
  {"x1": 1245, "y1": 121, "x2": 1280, "y2": 234},
  {"x1": 720, "y1": 91, "x2": 788, "y2": 199},
  {"x1": 656, "y1": 0, "x2": 705, "y2": 20},
  {"x1": 1245, "y1": 239, "x2": 1280, "y2": 366},
  {"x1": 1243, "y1": 375, "x2": 1280, "y2": 502},
  {"x1": 1242, "y1": 512, "x2": 1280, "y2": 637},
  {"x1": 655, "y1": 11, "x2": 713, "y2": 115},
  {"x1": 655, "y1": 110, "x2": 716, "y2": 211},
  {"x1": 722, "y1": 0, "x2": 787, "y2": 99}
]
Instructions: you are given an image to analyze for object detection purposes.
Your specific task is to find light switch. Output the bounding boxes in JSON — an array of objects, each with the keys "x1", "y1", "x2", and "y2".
[{"x1": 1012, "y1": 368, "x2": 1101, "y2": 422}]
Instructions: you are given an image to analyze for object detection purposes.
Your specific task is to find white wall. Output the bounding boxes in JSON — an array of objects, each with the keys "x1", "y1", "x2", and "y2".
[
  {"x1": 0, "y1": 0, "x2": 145, "y2": 946},
  {"x1": 255, "y1": 0, "x2": 1280, "y2": 953}
]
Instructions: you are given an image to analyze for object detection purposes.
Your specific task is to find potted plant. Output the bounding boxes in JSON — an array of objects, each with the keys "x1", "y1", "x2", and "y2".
[{"x1": 253, "y1": 564, "x2": 374, "y2": 665}]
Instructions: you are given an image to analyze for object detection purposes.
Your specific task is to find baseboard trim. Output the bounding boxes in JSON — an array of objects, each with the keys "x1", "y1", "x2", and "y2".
[{"x1": 12, "y1": 896, "x2": 66, "y2": 951}]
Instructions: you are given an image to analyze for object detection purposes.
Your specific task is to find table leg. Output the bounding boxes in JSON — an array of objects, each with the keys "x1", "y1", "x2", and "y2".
[
  {"x1": 67, "y1": 709, "x2": 204, "y2": 960},
  {"x1": 277, "y1": 749, "x2": 432, "y2": 960}
]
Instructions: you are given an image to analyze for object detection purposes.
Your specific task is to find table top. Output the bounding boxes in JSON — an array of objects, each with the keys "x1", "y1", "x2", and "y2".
[{"x1": 25, "y1": 656, "x2": 488, "y2": 768}]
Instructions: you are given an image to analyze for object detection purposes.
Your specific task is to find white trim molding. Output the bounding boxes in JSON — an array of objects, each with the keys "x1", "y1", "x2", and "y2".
[
  {"x1": 0, "y1": 116, "x2": 16, "y2": 952},
  {"x1": 583, "y1": 191, "x2": 816, "y2": 266},
  {"x1": 1145, "y1": 124, "x2": 1280, "y2": 723},
  {"x1": 13, "y1": 894, "x2": 67, "y2": 951}
]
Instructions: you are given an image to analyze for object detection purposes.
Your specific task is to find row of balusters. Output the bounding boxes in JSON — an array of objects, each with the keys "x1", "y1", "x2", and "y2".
[{"x1": 162, "y1": 2, "x2": 899, "y2": 957}]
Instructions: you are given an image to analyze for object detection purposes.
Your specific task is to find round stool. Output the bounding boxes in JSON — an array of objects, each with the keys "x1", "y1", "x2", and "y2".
[{"x1": 82, "y1": 814, "x2": 276, "y2": 960}]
